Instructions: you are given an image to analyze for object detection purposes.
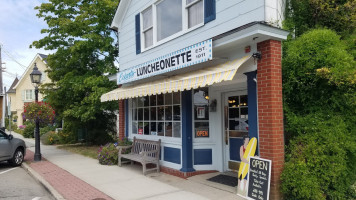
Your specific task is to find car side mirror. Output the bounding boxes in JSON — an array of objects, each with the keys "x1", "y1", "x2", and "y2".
[{"x1": 8, "y1": 135, "x2": 13, "y2": 140}]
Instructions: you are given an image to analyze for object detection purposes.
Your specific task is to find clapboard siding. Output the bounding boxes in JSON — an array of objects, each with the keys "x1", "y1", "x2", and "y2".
[{"x1": 118, "y1": 0, "x2": 268, "y2": 71}]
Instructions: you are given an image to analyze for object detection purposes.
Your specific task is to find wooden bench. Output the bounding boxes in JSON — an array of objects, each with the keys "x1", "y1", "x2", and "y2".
[{"x1": 117, "y1": 137, "x2": 161, "y2": 175}]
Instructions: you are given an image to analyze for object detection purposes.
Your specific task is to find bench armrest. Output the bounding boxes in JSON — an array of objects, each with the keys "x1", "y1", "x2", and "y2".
[{"x1": 117, "y1": 145, "x2": 133, "y2": 155}]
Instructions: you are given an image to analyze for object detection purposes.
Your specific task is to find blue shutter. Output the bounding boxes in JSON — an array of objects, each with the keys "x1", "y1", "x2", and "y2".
[
  {"x1": 204, "y1": 0, "x2": 216, "y2": 24},
  {"x1": 135, "y1": 14, "x2": 141, "y2": 54}
]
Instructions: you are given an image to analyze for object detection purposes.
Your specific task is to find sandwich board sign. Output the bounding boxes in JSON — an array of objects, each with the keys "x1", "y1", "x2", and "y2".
[{"x1": 247, "y1": 157, "x2": 272, "y2": 200}]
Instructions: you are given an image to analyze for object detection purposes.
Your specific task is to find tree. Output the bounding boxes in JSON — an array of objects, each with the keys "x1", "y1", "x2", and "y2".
[
  {"x1": 284, "y1": 0, "x2": 356, "y2": 37},
  {"x1": 31, "y1": 0, "x2": 119, "y2": 144}
]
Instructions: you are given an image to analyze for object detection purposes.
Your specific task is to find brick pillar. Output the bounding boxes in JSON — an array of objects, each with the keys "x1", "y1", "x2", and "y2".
[
  {"x1": 257, "y1": 40, "x2": 284, "y2": 200},
  {"x1": 118, "y1": 99, "x2": 125, "y2": 140}
]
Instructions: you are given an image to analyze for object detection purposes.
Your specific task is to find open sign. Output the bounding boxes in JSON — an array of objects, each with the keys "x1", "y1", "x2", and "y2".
[{"x1": 195, "y1": 129, "x2": 209, "y2": 138}]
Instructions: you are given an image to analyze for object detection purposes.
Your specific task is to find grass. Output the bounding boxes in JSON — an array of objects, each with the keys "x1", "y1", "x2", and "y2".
[{"x1": 57, "y1": 144, "x2": 100, "y2": 160}]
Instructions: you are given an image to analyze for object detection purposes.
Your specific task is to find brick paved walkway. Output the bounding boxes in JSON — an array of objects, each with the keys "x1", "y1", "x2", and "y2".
[{"x1": 25, "y1": 149, "x2": 113, "y2": 200}]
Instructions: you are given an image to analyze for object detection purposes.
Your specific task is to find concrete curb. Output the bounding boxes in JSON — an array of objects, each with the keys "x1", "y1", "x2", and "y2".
[{"x1": 22, "y1": 162, "x2": 65, "y2": 200}]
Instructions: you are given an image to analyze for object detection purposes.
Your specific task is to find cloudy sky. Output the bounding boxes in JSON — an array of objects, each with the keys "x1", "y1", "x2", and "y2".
[{"x1": 0, "y1": 0, "x2": 52, "y2": 89}]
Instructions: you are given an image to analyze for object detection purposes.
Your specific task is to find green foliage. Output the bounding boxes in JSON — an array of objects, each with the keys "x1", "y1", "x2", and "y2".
[
  {"x1": 23, "y1": 123, "x2": 35, "y2": 138},
  {"x1": 284, "y1": 0, "x2": 356, "y2": 37},
  {"x1": 41, "y1": 131, "x2": 59, "y2": 145},
  {"x1": 97, "y1": 143, "x2": 118, "y2": 165},
  {"x1": 24, "y1": 102, "x2": 55, "y2": 126},
  {"x1": 58, "y1": 130, "x2": 76, "y2": 144},
  {"x1": 283, "y1": 29, "x2": 356, "y2": 116},
  {"x1": 40, "y1": 125, "x2": 56, "y2": 136},
  {"x1": 31, "y1": 0, "x2": 120, "y2": 144},
  {"x1": 5, "y1": 118, "x2": 18, "y2": 132},
  {"x1": 281, "y1": 113, "x2": 356, "y2": 200}
]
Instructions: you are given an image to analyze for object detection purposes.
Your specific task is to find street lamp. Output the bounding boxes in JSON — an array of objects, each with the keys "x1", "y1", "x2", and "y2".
[{"x1": 30, "y1": 63, "x2": 42, "y2": 161}]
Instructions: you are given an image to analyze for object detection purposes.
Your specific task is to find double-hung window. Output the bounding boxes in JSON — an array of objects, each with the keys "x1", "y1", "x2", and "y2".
[
  {"x1": 23, "y1": 89, "x2": 34, "y2": 101},
  {"x1": 139, "y1": 0, "x2": 211, "y2": 51}
]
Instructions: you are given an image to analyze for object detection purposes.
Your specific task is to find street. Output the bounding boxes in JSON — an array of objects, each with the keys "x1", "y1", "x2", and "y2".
[{"x1": 0, "y1": 161, "x2": 53, "y2": 200}]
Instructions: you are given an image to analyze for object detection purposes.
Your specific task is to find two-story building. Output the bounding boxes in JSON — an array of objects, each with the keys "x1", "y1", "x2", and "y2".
[
  {"x1": 102, "y1": 0, "x2": 287, "y2": 199},
  {"x1": 8, "y1": 53, "x2": 50, "y2": 127}
]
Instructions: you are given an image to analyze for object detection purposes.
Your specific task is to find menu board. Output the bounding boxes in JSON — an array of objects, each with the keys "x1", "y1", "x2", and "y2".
[{"x1": 247, "y1": 157, "x2": 272, "y2": 200}]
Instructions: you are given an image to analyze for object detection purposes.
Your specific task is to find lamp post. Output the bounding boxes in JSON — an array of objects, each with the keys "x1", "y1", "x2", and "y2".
[{"x1": 30, "y1": 63, "x2": 42, "y2": 161}]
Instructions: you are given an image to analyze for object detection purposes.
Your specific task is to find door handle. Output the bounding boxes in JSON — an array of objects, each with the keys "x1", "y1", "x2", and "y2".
[{"x1": 224, "y1": 106, "x2": 228, "y2": 145}]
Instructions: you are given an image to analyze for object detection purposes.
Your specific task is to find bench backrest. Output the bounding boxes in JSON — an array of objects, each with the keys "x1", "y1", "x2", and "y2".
[{"x1": 132, "y1": 137, "x2": 161, "y2": 159}]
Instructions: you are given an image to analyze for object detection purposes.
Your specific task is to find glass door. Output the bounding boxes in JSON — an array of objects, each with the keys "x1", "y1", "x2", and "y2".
[{"x1": 223, "y1": 91, "x2": 249, "y2": 171}]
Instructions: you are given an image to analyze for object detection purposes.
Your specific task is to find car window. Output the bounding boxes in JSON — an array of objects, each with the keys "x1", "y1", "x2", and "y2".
[{"x1": 0, "y1": 131, "x2": 7, "y2": 139}]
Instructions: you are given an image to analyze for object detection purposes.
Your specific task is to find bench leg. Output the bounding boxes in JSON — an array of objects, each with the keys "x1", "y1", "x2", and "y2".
[
  {"x1": 143, "y1": 163, "x2": 146, "y2": 175},
  {"x1": 118, "y1": 156, "x2": 122, "y2": 167},
  {"x1": 157, "y1": 163, "x2": 160, "y2": 173}
]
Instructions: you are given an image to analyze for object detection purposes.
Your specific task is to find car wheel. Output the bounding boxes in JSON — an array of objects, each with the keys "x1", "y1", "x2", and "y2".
[{"x1": 9, "y1": 148, "x2": 24, "y2": 167}]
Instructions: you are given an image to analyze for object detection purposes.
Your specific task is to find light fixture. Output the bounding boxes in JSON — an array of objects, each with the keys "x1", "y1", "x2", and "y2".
[{"x1": 30, "y1": 63, "x2": 42, "y2": 85}]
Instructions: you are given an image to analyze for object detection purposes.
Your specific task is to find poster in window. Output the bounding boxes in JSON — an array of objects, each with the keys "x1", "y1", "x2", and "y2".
[
  {"x1": 138, "y1": 128, "x2": 143, "y2": 135},
  {"x1": 197, "y1": 107, "x2": 205, "y2": 119}
]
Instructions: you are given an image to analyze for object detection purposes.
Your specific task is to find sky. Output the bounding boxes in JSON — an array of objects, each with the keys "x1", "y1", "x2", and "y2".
[{"x1": 0, "y1": 0, "x2": 52, "y2": 90}]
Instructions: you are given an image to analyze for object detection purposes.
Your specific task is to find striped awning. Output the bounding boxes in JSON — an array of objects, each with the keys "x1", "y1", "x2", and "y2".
[{"x1": 101, "y1": 55, "x2": 252, "y2": 102}]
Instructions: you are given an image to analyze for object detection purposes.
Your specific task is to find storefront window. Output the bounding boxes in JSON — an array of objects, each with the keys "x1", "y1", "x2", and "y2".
[
  {"x1": 193, "y1": 87, "x2": 209, "y2": 138},
  {"x1": 132, "y1": 92, "x2": 181, "y2": 138}
]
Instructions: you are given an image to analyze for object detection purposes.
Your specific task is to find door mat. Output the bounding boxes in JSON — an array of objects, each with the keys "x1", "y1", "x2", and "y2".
[{"x1": 207, "y1": 174, "x2": 238, "y2": 187}]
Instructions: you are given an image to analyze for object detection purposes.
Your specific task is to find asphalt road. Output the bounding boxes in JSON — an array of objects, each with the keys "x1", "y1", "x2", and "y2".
[{"x1": 0, "y1": 161, "x2": 53, "y2": 200}]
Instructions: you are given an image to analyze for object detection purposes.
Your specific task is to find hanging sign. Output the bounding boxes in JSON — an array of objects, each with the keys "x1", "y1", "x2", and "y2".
[
  {"x1": 117, "y1": 39, "x2": 213, "y2": 84},
  {"x1": 247, "y1": 157, "x2": 272, "y2": 200},
  {"x1": 195, "y1": 128, "x2": 209, "y2": 138}
]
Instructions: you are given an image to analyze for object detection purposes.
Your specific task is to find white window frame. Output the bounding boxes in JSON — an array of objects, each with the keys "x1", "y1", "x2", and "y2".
[
  {"x1": 24, "y1": 89, "x2": 33, "y2": 101},
  {"x1": 140, "y1": 0, "x2": 204, "y2": 52}
]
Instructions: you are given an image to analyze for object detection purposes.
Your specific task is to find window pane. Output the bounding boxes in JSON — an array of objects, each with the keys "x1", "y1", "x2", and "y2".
[
  {"x1": 157, "y1": 94, "x2": 164, "y2": 105},
  {"x1": 150, "y1": 95, "x2": 157, "y2": 106},
  {"x1": 150, "y1": 122, "x2": 157, "y2": 135},
  {"x1": 144, "y1": 122, "x2": 149, "y2": 135},
  {"x1": 195, "y1": 122, "x2": 209, "y2": 129},
  {"x1": 229, "y1": 108, "x2": 240, "y2": 119},
  {"x1": 132, "y1": 98, "x2": 137, "y2": 109},
  {"x1": 142, "y1": 7, "x2": 152, "y2": 30},
  {"x1": 132, "y1": 108, "x2": 137, "y2": 121},
  {"x1": 157, "y1": 0, "x2": 182, "y2": 41},
  {"x1": 173, "y1": 92, "x2": 180, "y2": 104},
  {"x1": 150, "y1": 107, "x2": 157, "y2": 120},
  {"x1": 158, "y1": 106, "x2": 164, "y2": 120},
  {"x1": 240, "y1": 95, "x2": 248, "y2": 106},
  {"x1": 158, "y1": 122, "x2": 164, "y2": 136},
  {"x1": 173, "y1": 105, "x2": 180, "y2": 121},
  {"x1": 144, "y1": 28, "x2": 153, "y2": 48},
  {"x1": 173, "y1": 122, "x2": 181, "y2": 138},
  {"x1": 144, "y1": 108, "x2": 149, "y2": 121},
  {"x1": 165, "y1": 122, "x2": 173, "y2": 137},
  {"x1": 138, "y1": 108, "x2": 143, "y2": 121},
  {"x1": 132, "y1": 122, "x2": 138, "y2": 134},
  {"x1": 143, "y1": 96, "x2": 149, "y2": 107},
  {"x1": 165, "y1": 93, "x2": 172, "y2": 105},
  {"x1": 241, "y1": 108, "x2": 248, "y2": 119},
  {"x1": 165, "y1": 106, "x2": 172, "y2": 120},
  {"x1": 228, "y1": 96, "x2": 239, "y2": 107},
  {"x1": 188, "y1": 0, "x2": 203, "y2": 28},
  {"x1": 138, "y1": 97, "x2": 144, "y2": 107}
]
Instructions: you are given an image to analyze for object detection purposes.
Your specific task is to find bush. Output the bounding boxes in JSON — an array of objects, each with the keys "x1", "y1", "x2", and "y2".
[
  {"x1": 97, "y1": 143, "x2": 118, "y2": 165},
  {"x1": 41, "y1": 131, "x2": 59, "y2": 145},
  {"x1": 58, "y1": 130, "x2": 76, "y2": 144},
  {"x1": 281, "y1": 113, "x2": 356, "y2": 200},
  {"x1": 23, "y1": 123, "x2": 35, "y2": 138},
  {"x1": 40, "y1": 125, "x2": 56, "y2": 136}
]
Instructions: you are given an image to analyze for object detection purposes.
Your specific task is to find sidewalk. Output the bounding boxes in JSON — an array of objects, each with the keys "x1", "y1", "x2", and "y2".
[{"x1": 9, "y1": 131, "x2": 241, "y2": 200}]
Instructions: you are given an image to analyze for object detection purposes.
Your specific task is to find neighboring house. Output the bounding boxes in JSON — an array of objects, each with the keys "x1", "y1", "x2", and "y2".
[
  {"x1": 102, "y1": 1, "x2": 287, "y2": 199},
  {"x1": 10, "y1": 54, "x2": 50, "y2": 127},
  {"x1": 6, "y1": 77, "x2": 19, "y2": 123}
]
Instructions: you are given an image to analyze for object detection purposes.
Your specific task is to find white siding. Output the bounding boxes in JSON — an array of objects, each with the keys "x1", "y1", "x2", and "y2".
[
  {"x1": 118, "y1": 0, "x2": 268, "y2": 71},
  {"x1": 265, "y1": 0, "x2": 285, "y2": 27}
]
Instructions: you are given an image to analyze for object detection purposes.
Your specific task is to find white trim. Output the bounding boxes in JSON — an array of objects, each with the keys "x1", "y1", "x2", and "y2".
[{"x1": 111, "y1": 0, "x2": 132, "y2": 31}]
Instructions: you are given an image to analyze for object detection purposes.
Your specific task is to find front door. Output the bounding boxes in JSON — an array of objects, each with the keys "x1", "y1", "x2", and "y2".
[{"x1": 223, "y1": 91, "x2": 249, "y2": 171}]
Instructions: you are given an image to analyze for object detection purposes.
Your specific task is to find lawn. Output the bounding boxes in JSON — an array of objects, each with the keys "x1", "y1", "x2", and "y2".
[{"x1": 57, "y1": 144, "x2": 100, "y2": 160}]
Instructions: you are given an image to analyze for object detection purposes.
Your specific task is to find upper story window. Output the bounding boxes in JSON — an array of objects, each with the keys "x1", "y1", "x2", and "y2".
[
  {"x1": 140, "y1": 0, "x2": 207, "y2": 50},
  {"x1": 22, "y1": 89, "x2": 34, "y2": 101}
]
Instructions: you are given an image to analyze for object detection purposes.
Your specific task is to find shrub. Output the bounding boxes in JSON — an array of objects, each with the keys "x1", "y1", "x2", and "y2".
[
  {"x1": 58, "y1": 130, "x2": 76, "y2": 144},
  {"x1": 97, "y1": 143, "x2": 118, "y2": 165},
  {"x1": 23, "y1": 123, "x2": 35, "y2": 138},
  {"x1": 41, "y1": 131, "x2": 59, "y2": 145},
  {"x1": 281, "y1": 113, "x2": 356, "y2": 200},
  {"x1": 40, "y1": 125, "x2": 56, "y2": 136}
]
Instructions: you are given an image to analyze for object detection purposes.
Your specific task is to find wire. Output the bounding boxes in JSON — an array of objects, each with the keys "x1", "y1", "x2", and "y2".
[{"x1": 0, "y1": 43, "x2": 27, "y2": 70}]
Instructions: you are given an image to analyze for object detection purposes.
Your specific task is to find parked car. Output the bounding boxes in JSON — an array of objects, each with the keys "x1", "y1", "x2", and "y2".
[{"x1": 0, "y1": 129, "x2": 26, "y2": 166}]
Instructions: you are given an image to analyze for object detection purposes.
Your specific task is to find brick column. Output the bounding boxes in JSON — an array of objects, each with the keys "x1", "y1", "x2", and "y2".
[
  {"x1": 257, "y1": 40, "x2": 284, "y2": 200},
  {"x1": 118, "y1": 99, "x2": 125, "y2": 140}
]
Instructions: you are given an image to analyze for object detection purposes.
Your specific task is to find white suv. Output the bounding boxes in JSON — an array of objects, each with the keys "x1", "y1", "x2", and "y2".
[{"x1": 0, "y1": 130, "x2": 26, "y2": 166}]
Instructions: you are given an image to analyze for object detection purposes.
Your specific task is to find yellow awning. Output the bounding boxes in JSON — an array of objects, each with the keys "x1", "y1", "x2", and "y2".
[{"x1": 101, "y1": 55, "x2": 252, "y2": 102}]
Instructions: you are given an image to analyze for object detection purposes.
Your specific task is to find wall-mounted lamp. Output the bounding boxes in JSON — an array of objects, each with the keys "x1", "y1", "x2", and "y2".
[
  {"x1": 252, "y1": 52, "x2": 262, "y2": 60},
  {"x1": 209, "y1": 99, "x2": 217, "y2": 112}
]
